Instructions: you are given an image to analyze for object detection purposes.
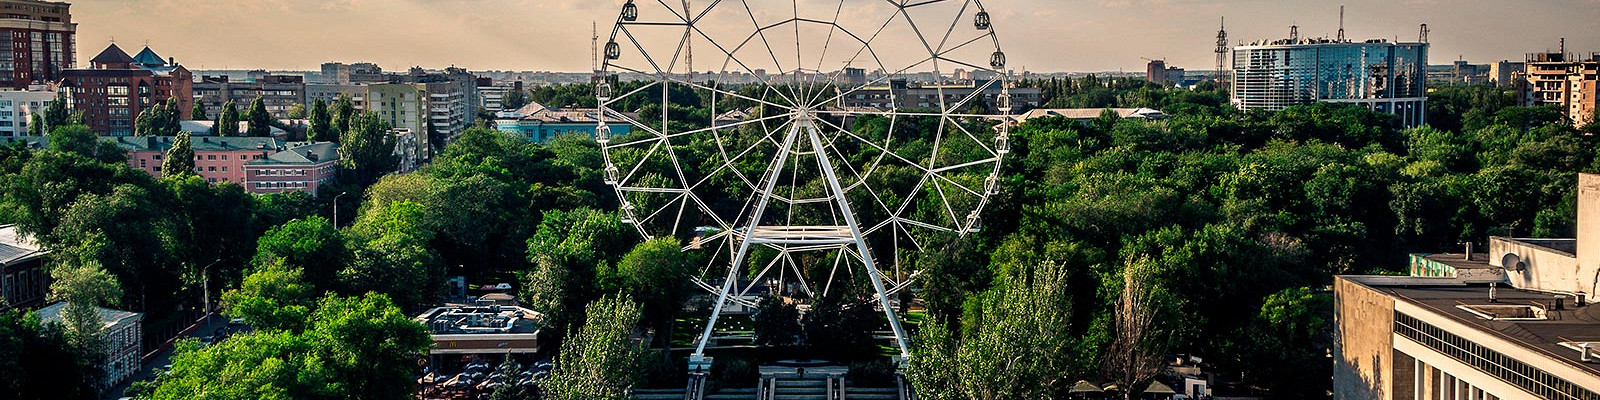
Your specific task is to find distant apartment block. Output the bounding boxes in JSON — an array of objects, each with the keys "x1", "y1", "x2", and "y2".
[
  {"x1": 306, "y1": 83, "x2": 367, "y2": 110},
  {"x1": 1519, "y1": 51, "x2": 1600, "y2": 126},
  {"x1": 38, "y1": 302, "x2": 142, "y2": 389},
  {"x1": 478, "y1": 80, "x2": 523, "y2": 112},
  {"x1": 1146, "y1": 59, "x2": 1185, "y2": 85},
  {"x1": 1427, "y1": 61, "x2": 1489, "y2": 85},
  {"x1": 0, "y1": 224, "x2": 47, "y2": 312},
  {"x1": 193, "y1": 74, "x2": 307, "y2": 119},
  {"x1": 59, "y1": 43, "x2": 193, "y2": 136},
  {"x1": 319, "y1": 61, "x2": 384, "y2": 84},
  {"x1": 1489, "y1": 61, "x2": 1525, "y2": 87},
  {"x1": 0, "y1": 90, "x2": 52, "y2": 136},
  {"x1": 495, "y1": 101, "x2": 630, "y2": 142},
  {"x1": 0, "y1": 0, "x2": 75, "y2": 90},
  {"x1": 1232, "y1": 38, "x2": 1428, "y2": 128},
  {"x1": 1334, "y1": 173, "x2": 1600, "y2": 400}
]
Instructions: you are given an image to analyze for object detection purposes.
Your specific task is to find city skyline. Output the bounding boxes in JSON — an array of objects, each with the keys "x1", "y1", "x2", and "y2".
[{"x1": 75, "y1": 0, "x2": 1600, "y2": 73}]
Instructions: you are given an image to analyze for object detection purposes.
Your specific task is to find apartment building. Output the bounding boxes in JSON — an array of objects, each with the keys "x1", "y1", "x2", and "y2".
[
  {"x1": 1520, "y1": 51, "x2": 1600, "y2": 126},
  {"x1": 0, "y1": 89, "x2": 52, "y2": 136},
  {"x1": 0, "y1": 0, "x2": 75, "y2": 90},
  {"x1": 193, "y1": 74, "x2": 307, "y2": 119},
  {"x1": 59, "y1": 43, "x2": 192, "y2": 136}
]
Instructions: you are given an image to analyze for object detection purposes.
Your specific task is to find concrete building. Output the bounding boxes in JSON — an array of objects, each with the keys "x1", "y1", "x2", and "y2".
[
  {"x1": 1428, "y1": 61, "x2": 1489, "y2": 85},
  {"x1": 38, "y1": 302, "x2": 142, "y2": 388},
  {"x1": 1146, "y1": 59, "x2": 1185, "y2": 85},
  {"x1": 1489, "y1": 61, "x2": 1526, "y2": 87},
  {"x1": 1333, "y1": 173, "x2": 1600, "y2": 400},
  {"x1": 367, "y1": 83, "x2": 429, "y2": 157},
  {"x1": 494, "y1": 101, "x2": 630, "y2": 142},
  {"x1": 1519, "y1": 51, "x2": 1600, "y2": 126},
  {"x1": 59, "y1": 43, "x2": 193, "y2": 136},
  {"x1": 839, "y1": 78, "x2": 1042, "y2": 112},
  {"x1": 193, "y1": 74, "x2": 307, "y2": 120},
  {"x1": 478, "y1": 81, "x2": 523, "y2": 112},
  {"x1": 0, "y1": 224, "x2": 47, "y2": 312},
  {"x1": 1232, "y1": 38, "x2": 1428, "y2": 127},
  {"x1": 0, "y1": 90, "x2": 53, "y2": 136},
  {"x1": 0, "y1": 0, "x2": 75, "y2": 90},
  {"x1": 243, "y1": 141, "x2": 338, "y2": 195}
]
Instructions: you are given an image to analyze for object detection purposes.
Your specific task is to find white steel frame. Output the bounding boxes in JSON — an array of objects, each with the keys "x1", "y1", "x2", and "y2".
[{"x1": 597, "y1": 0, "x2": 1011, "y2": 368}]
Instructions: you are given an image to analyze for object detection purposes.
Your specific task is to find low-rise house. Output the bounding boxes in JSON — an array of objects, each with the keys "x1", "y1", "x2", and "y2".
[
  {"x1": 37, "y1": 302, "x2": 143, "y2": 389},
  {"x1": 0, "y1": 224, "x2": 47, "y2": 312},
  {"x1": 494, "y1": 101, "x2": 631, "y2": 142},
  {"x1": 3, "y1": 135, "x2": 337, "y2": 194}
]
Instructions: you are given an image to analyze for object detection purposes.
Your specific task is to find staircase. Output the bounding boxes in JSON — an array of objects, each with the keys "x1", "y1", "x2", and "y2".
[{"x1": 633, "y1": 363, "x2": 910, "y2": 400}]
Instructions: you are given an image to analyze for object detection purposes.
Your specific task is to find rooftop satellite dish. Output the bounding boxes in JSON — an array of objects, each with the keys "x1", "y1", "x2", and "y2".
[{"x1": 1501, "y1": 253, "x2": 1526, "y2": 272}]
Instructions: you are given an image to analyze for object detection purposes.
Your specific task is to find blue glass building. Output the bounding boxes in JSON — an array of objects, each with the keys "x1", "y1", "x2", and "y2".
[{"x1": 1233, "y1": 39, "x2": 1428, "y2": 127}]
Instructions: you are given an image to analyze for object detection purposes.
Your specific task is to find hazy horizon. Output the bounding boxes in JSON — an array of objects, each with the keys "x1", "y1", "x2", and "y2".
[{"x1": 72, "y1": 0, "x2": 1600, "y2": 73}]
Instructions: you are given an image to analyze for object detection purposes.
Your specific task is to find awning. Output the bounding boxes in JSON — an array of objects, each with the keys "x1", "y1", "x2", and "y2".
[
  {"x1": 1144, "y1": 381, "x2": 1178, "y2": 395},
  {"x1": 1070, "y1": 380, "x2": 1104, "y2": 393}
]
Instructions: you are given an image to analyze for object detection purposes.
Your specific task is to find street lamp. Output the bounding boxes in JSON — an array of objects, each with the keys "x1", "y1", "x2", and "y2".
[
  {"x1": 201, "y1": 258, "x2": 221, "y2": 324},
  {"x1": 333, "y1": 191, "x2": 348, "y2": 227}
]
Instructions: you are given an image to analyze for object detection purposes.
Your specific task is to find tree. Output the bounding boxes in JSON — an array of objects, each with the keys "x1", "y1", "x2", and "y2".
[
  {"x1": 247, "y1": 97, "x2": 273, "y2": 137},
  {"x1": 148, "y1": 292, "x2": 429, "y2": 400},
  {"x1": 337, "y1": 111, "x2": 397, "y2": 187},
  {"x1": 190, "y1": 101, "x2": 208, "y2": 121},
  {"x1": 502, "y1": 88, "x2": 530, "y2": 110},
  {"x1": 252, "y1": 216, "x2": 349, "y2": 294},
  {"x1": 47, "y1": 257, "x2": 123, "y2": 398},
  {"x1": 221, "y1": 260, "x2": 313, "y2": 332},
  {"x1": 287, "y1": 103, "x2": 307, "y2": 119},
  {"x1": 343, "y1": 200, "x2": 443, "y2": 311},
  {"x1": 522, "y1": 208, "x2": 634, "y2": 334},
  {"x1": 217, "y1": 100, "x2": 240, "y2": 137},
  {"x1": 908, "y1": 261, "x2": 1081, "y2": 400},
  {"x1": 0, "y1": 309, "x2": 101, "y2": 400},
  {"x1": 307, "y1": 98, "x2": 331, "y2": 142},
  {"x1": 48, "y1": 124, "x2": 126, "y2": 165},
  {"x1": 42, "y1": 97, "x2": 69, "y2": 131},
  {"x1": 802, "y1": 282, "x2": 882, "y2": 362},
  {"x1": 161, "y1": 131, "x2": 196, "y2": 177},
  {"x1": 1103, "y1": 259, "x2": 1171, "y2": 400},
  {"x1": 609, "y1": 238, "x2": 694, "y2": 346},
  {"x1": 25, "y1": 112, "x2": 42, "y2": 136},
  {"x1": 752, "y1": 294, "x2": 800, "y2": 347},
  {"x1": 541, "y1": 296, "x2": 645, "y2": 400},
  {"x1": 331, "y1": 95, "x2": 356, "y2": 137}
]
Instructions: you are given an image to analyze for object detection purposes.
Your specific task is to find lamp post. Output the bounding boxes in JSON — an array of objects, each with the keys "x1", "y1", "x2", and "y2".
[
  {"x1": 333, "y1": 191, "x2": 348, "y2": 227},
  {"x1": 201, "y1": 258, "x2": 221, "y2": 324}
]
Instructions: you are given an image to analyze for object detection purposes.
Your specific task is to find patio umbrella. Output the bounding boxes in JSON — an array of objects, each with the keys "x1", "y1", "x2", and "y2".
[
  {"x1": 1143, "y1": 381, "x2": 1178, "y2": 398},
  {"x1": 1070, "y1": 380, "x2": 1105, "y2": 393}
]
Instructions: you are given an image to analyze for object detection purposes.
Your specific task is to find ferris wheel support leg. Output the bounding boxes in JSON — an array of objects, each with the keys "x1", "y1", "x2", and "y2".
[
  {"x1": 801, "y1": 118, "x2": 914, "y2": 366},
  {"x1": 690, "y1": 116, "x2": 806, "y2": 372}
]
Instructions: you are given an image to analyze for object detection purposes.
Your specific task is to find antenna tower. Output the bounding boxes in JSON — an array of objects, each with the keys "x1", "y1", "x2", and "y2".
[
  {"x1": 1419, "y1": 24, "x2": 1429, "y2": 43},
  {"x1": 1337, "y1": 6, "x2": 1346, "y2": 42},
  {"x1": 1215, "y1": 17, "x2": 1228, "y2": 86},
  {"x1": 1290, "y1": 23, "x2": 1299, "y2": 42},
  {"x1": 591, "y1": 22, "x2": 599, "y2": 75}
]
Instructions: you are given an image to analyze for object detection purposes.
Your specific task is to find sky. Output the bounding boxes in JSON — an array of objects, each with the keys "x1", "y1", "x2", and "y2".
[{"x1": 71, "y1": 0, "x2": 1600, "y2": 73}]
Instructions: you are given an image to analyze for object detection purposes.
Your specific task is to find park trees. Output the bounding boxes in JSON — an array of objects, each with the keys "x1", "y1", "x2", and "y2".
[
  {"x1": 246, "y1": 97, "x2": 274, "y2": 137},
  {"x1": 216, "y1": 100, "x2": 240, "y2": 137},
  {"x1": 307, "y1": 98, "x2": 331, "y2": 142},
  {"x1": 541, "y1": 296, "x2": 646, "y2": 400}
]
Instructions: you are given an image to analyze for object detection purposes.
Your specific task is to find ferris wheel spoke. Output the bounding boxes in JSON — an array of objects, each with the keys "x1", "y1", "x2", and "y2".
[
  {"x1": 618, "y1": 26, "x2": 668, "y2": 74},
  {"x1": 661, "y1": 76, "x2": 799, "y2": 114},
  {"x1": 813, "y1": 116, "x2": 986, "y2": 199},
  {"x1": 738, "y1": 0, "x2": 788, "y2": 83},
  {"x1": 932, "y1": 0, "x2": 972, "y2": 54},
  {"x1": 607, "y1": 109, "x2": 794, "y2": 149}
]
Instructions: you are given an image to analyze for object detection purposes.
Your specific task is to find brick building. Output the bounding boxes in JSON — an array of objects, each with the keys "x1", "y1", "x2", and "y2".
[
  {"x1": 0, "y1": 0, "x2": 76, "y2": 90},
  {"x1": 243, "y1": 141, "x2": 338, "y2": 195},
  {"x1": 0, "y1": 224, "x2": 47, "y2": 312},
  {"x1": 59, "y1": 43, "x2": 193, "y2": 136}
]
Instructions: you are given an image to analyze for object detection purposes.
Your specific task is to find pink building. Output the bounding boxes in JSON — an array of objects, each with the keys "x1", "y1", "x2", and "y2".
[
  {"x1": 243, "y1": 141, "x2": 339, "y2": 195},
  {"x1": 107, "y1": 136, "x2": 338, "y2": 194}
]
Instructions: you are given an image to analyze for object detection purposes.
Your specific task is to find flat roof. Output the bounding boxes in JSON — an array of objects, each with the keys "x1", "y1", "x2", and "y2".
[
  {"x1": 1417, "y1": 252, "x2": 1495, "y2": 270},
  {"x1": 1346, "y1": 276, "x2": 1600, "y2": 375}
]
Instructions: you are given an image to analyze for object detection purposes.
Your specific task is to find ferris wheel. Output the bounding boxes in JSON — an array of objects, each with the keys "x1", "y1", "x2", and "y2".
[{"x1": 595, "y1": 0, "x2": 1012, "y2": 366}]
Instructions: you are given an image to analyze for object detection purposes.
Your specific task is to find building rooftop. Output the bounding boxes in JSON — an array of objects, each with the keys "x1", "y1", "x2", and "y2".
[
  {"x1": 247, "y1": 141, "x2": 338, "y2": 166},
  {"x1": 501, "y1": 101, "x2": 623, "y2": 124},
  {"x1": 89, "y1": 43, "x2": 135, "y2": 65},
  {"x1": 414, "y1": 304, "x2": 545, "y2": 355},
  {"x1": 36, "y1": 302, "x2": 142, "y2": 330},
  {"x1": 106, "y1": 135, "x2": 282, "y2": 153},
  {"x1": 1347, "y1": 277, "x2": 1600, "y2": 376},
  {"x1": 0, "y1": 224, "x2": 44, "y2": 266}
]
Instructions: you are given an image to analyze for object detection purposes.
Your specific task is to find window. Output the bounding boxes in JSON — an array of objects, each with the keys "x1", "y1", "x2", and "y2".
[
  {"x1": 207, "y1": 166, "x2": 216, "y2": 172},
  {"x1": 207, "y1": 155, "x2": 216, "y2": 160},
  {"x1": 1395, "y1": 312, "x2": 1600, "y2": 400}
]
